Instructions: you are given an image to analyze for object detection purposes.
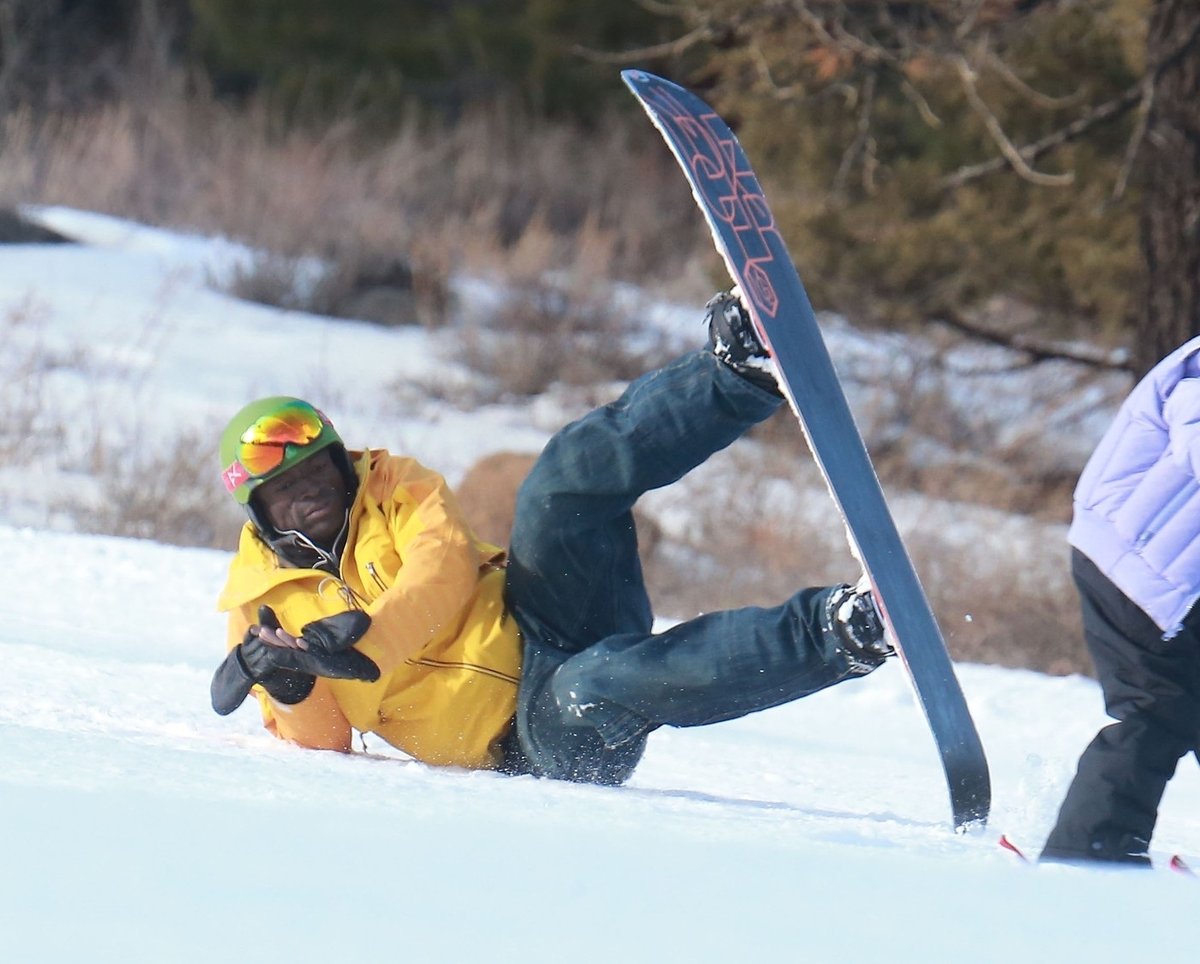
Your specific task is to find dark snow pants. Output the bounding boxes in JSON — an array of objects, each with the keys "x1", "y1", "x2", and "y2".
[
  {"x1": 500, "y1": 349, "x2": 863, "y2": 784},
  {"x1": 1041, "y1": 549, "x2": 1200, "y2": 863}
]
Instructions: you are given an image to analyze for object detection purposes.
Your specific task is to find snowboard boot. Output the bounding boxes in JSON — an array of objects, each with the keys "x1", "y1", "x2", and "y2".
[
  {"x1": 825, "y1": 579, "x2": 894, "y2": 676},
  {"x1": 704, "y1": 289, "x2": 782, "y2": 396}
]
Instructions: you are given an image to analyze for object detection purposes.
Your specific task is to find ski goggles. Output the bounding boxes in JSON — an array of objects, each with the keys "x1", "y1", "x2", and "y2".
[{"x1": 234, "y1": 402, "x2": 328, "y2": 479}]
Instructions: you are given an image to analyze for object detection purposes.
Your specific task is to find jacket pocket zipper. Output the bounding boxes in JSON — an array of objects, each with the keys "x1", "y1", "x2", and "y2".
[
  {"x1": 1136, "y1": 480, "x2": 1197, "y2": 549},
  {"x1": 366, "y1": 562, "x2": 389, "y2": 593},
  {"x1": 406, "y1": 656, "x2": 519, "y2": 685}
]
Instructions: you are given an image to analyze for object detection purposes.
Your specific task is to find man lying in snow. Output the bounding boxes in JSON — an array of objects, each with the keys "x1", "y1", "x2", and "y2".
[{"x1": 210, "y1": 291, "x2": 892, "y2": 783}]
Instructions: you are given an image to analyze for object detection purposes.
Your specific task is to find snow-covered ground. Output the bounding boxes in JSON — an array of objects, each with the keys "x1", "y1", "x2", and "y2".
[{"x1": 1, "y1": 209, "x2": 1196, "y2": 962}]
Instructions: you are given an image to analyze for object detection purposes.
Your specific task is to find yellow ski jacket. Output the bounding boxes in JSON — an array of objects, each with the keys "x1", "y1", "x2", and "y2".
[{"x1": 217, "y1": 449, "x2": 522, "y2": 769}]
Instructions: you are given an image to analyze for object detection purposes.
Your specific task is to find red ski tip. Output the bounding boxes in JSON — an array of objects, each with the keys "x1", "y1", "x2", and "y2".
[
  {"x1": 1168, "y1": 854, "x2": 1194, "y2": 876},
  {"x1": 998, "y1": 834, "x2": 1030, "y2": 862}
]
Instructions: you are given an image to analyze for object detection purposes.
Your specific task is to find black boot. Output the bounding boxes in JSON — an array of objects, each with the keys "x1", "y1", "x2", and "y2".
[
  {"x1": 824, "y1": 580, "x2": 894, "y2": 675},
  {"x1": 1041, "y1": 830, "x2": 1152, "y2": 867},
  {"x1": 704, "y1": 289, "x2": 782, "y2": 396}
]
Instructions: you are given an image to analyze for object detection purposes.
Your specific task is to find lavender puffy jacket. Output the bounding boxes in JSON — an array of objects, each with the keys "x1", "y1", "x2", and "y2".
[{"x1": 1069, "y1": 336, "x2": 1200, "y2": 636}]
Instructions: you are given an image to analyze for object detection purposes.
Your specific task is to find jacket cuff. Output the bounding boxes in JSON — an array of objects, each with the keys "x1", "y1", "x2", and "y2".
[{"x1": 257, "y1": 668, "x2": 317, "y2": 705}]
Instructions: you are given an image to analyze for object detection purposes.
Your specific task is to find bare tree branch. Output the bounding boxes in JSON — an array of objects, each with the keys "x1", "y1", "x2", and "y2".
[
  {"x1": 571, "y1": 24, "x2": 717, "y2": 65},
  {"x1": 899, "y1": 76, "x2": 943, "y2": 128},
  {"x1": 632, "y1": 0, "x2": 695, "y2": 17},
  {"x1": 834, "y1": 70, "x2": 877, "y2": 197},
  {"x1": 748, "y1": 41, "x2": 808, "y2": 100},
  {"x1": 951, "y1": 52, "x2": 1073, "y2": 186},
  {"x1": 789, "y1": 0, "x2": 898, "y2": 68},
  {"x1": 1111, "y1": 77, "x2": 1154, "y2": 202},
  {"x1": 983, "y1": 47, "x2": 1082, "y2": 110},
  {"x1": 954, "y1": 0, "x2": 988, "y2": 41},
  {"x1": 943, "y1": 6, "x2": 1200, "y2": 192},
  {"x1": 933, "y1": 307, "x2": 1133, "y2": 374},
  {"x1": 941, "y1": 80, "x2": 1143, "y2": 188}
]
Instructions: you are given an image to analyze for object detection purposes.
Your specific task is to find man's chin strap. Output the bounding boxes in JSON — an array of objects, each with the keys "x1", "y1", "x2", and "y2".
[{"x1": 268, "y1": 511, "x2": 350, "y2": 574}]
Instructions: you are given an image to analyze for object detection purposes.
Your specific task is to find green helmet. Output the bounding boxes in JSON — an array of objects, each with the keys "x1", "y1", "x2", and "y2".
[{"x1": 219, "y1": 396, "x2": 345, "y2": 506}]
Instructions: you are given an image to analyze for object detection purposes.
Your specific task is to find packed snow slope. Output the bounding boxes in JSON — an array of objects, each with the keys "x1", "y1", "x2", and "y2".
[{"x1": 0, "y1": 209, "x2": 1196, "y2": 962}]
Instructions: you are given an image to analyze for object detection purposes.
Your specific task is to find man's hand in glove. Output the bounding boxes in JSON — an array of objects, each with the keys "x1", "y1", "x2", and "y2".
[
  {"x1": 241, "y1": 605, "x2": 380, "y2": 683},
  {"x1": 211, "y1": 606, "x2": 379, "y2": 715}
]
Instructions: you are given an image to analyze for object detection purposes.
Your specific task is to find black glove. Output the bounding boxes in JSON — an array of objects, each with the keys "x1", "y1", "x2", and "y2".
[
  {"x1": 241, "y1": 606, "x2": 380, "y2": 683},
  {"x1": 210, "y1": 606, "x2": 379, "y2": 716},
  {"x1": 211, "y1": 647, "x2": 315, "y2": 715},
  {"x1": 298, "y1": 610, "x2": 373, "y2": 655}
]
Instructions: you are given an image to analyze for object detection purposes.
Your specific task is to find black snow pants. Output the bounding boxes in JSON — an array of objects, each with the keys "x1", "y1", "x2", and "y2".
[{"x1": 1041, "y1": 549, "x2": 1200, "y2": 863}]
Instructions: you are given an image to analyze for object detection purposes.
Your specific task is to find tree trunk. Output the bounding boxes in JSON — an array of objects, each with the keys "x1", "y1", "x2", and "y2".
[{"x1": 1136, "y1": 0, "x2": 1200, "y2": 377}]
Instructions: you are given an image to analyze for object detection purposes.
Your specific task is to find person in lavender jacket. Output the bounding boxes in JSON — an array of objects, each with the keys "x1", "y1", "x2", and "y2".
[{"x1": 1041, "y1": 337, "x2": 1200, "y2": 865}]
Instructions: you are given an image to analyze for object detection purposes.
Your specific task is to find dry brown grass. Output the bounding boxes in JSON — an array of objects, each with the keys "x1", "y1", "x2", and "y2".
[
  {"x1": 457, "y1": 277, "x2": 669, "y2": 398},
  {"x1": 0, "y1": 84, "x2": 710, "y2": 320},
  {"x1": 0, "y1": 296, "x2": 61, "y2": 463},
  {"x1": 76, "y1": 426, "x2": 244, "y2": 548},
  {"x1": 636, "y1": 443, "x2": 1089, "y2": 676},
  {"x1": 0, "y1": 297, "x2": 242, "y2": 548}
]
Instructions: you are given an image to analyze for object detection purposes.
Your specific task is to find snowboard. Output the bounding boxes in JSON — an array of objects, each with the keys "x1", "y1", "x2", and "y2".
[{"x1": 623, "y1": 69, "x2": 991, "y2": 830}]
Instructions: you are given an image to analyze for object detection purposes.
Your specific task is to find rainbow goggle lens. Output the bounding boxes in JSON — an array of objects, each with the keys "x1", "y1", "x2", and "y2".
[{"x1": 222, "y1": 403, "x2": 329, "y2": 495}]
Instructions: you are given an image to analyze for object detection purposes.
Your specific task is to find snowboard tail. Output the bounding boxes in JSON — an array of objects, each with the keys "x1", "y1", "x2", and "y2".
[{"x1": 623, "y1": 69, "x2": 991, "y2": 830}]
